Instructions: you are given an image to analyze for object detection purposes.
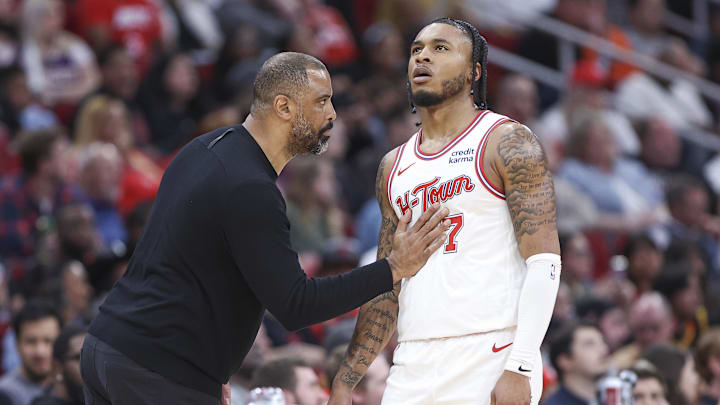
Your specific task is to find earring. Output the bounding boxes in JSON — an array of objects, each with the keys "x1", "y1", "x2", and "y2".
[
  {"x1": 412, "y1": 106, "x2": 417, "y2": 113},
  {"x1": 470, "y1": 90, "x2": 474, "y2": 95}
]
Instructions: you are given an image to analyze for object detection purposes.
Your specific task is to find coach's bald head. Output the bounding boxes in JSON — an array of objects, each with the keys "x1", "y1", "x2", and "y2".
[{"x1": 246, "y1": 52, "x2": 336, "y2": 164}]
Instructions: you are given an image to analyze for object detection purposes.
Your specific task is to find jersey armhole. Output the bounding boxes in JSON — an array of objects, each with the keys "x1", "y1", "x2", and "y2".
[
  {"x1": 386, "y1": 143, "x2": 407, "y2": 208},
  {"x1": 474, "y1": 118, "x2": 514, "y2": 200}
]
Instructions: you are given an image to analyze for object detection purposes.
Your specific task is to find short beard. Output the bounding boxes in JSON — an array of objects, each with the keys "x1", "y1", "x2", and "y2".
[
  {"x1": 288, "y1": 110, "x2": 331, "y2": 156},
  {"x1": 411, "y1": 73, "x2": 466, "y2": 107}
]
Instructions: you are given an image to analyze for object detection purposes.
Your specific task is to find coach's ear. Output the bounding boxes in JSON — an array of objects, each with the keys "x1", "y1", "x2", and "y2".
[{"x1": 273, "y1": 94, "x2": 295, "y2": 122}]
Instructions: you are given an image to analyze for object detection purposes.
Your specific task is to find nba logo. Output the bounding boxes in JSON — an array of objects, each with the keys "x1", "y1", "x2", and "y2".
[{"x1": 550, "y1": 264, "x2": 556, "y2": 280}]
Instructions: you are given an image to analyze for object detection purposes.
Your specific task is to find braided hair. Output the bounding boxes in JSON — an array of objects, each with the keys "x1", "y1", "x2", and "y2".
[{"x1": 408, "y1": 17, "x2": 489, "y2": 115}]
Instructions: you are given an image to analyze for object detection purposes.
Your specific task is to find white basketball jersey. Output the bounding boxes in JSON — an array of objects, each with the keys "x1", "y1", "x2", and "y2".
[{"x1": 387, "y1": 110, "x2": 527, "y2": 342}]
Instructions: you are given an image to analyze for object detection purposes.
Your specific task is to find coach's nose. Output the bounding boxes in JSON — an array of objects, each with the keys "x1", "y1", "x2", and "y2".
[{"x1": 327, "y1": 99, "x2": 337, "y2": 122}]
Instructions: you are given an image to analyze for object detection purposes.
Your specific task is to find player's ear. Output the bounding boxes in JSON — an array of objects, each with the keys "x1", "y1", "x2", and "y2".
[
  {"x1": 472, "y1": 62, "x2": 481, "y2": 84},
  {"x1": 273, "y1": 94, "x2": 294, "y2": 121}
]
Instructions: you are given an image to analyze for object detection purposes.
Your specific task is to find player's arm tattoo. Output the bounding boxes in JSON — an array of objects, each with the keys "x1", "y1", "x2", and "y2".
[
  {"x1": 496, "y1": 123, "x2": 560, "y2": 256},
  {"x1": 334, "y1": 151, "x2": 401, "y2": 389}
]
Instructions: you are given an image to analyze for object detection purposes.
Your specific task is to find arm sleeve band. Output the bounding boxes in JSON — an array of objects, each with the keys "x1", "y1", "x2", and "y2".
[{"x1": 504, "y1": 253, "x2": 561, "y2": 375}]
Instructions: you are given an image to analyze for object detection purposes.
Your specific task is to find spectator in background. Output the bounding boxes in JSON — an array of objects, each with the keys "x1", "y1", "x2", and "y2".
[
  {"x1": 20, "y1": 0, "x2": 99, "y2": 107},
  {"x1": 695, "y1": 328, "x2": 720, "y2": 405},
  {"x1": 493, "y1": 74, "x2": 539, "y2": 128},
  {"x1": 545, "y1": 321, "x2": 609, "y2": 405},
  {"x1": 69, "y1": 0, "x2": 163, "y2": 72},
  {"x1": 654, "y1": 265, "x2": 708, "y2": 349},
  {"x1": 631, "y1": 363, "x2": 670, "y2": 405},
  {"x1": 616, "y1": 38, "x2": 712, "y2": 132},
  {"x1": 654, "y1": 176, "x2": 720, "y2": 278},
  {"x1": 637, "y1": 117, "x2": 690, "y2": 180},
  {"x1": 625, "y1": 234, "x2": 664, "y2": 296},
  {"x1": 57, "y1": 261, "x2": 92, "y2": 327},
  {"x1": 137, "y1": 51, "x2": 202, "y2": 155},
  {"x1": 77, "y1": 143, "x2": 126, "y2": 250},
  {"x1": 229, "y1": 324, "x2": 272, "y2": 405},
  {"x1": 643, "y1": 344, "x2": 700, "y2": 405},
  {"x1": 0, "y1": 68, "x2": 57, "y2": 134},
  {"x1": 0, "y1": 301, "x2": 61, "y2": 405},
  {"x1": 535, "y1": 61, "x2": 640, "y2": 158},
  {"x1": 557, "y1": 112, "x2": 666, "y2": 225},
  {"x1": 326, "y1": 344, "x2": 389, "y2": 405},
  {"x1": 559, "y1": 232, "x2": 594, "y2": 299},
  {"x1": 283, "y1": 157, "x2": 345, "y2": 254},
  {"x1": 77, "y1": 45, "x2": 149, "y2": 145},
  {"x1": 625, "y1": 0, "x2": 671, "y2": 57},
  {"x1": 289, "y1": 0, "x2": 359, "y2": 68},
  {"x1": 575, "y1": 297, "x2": 631, "y2": 352},
  {"x1": 0, "y1": 128, "x2": 82, "y2": 278},
  {"x1": 158, "y1": 0, "x2": 223, "y2": 60},
  {"x1": 251, "y1": 358, "x2": 328, "y2": 405},
  {"x1": 613, "y1": 293, "x2": 675, "y2": 369},
  {"x1": 73, "y1": 96, "x2": 161, "y2": 216},
  {"x1": 29, "y1": 325, "x2": 84, "y2": 405}
]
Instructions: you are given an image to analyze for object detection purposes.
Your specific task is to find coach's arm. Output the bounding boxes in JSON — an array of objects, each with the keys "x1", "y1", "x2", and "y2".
[{"x1": 486, "y1": 122, "x2": 561, "y2": 405}]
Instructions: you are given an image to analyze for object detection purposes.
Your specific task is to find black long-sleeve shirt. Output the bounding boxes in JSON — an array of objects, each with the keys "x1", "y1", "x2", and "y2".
[{"x1": 89, "y1": 126, "x2": 392, "y2": 399}]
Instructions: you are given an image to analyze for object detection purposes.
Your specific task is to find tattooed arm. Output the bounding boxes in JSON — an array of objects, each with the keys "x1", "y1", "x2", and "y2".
[
  {"x1": 488, "y1": 122, "x2": 560, "y2": 258},
  {"x1": 486, "y1": 123, "x2": 561, "y2": 405},
  {"x1": 328, "y1": 149, "x2": 408, "y2": 401}
]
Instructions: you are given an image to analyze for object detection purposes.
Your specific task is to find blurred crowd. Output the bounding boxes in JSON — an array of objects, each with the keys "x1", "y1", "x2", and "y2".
[{"x1": 0, "y1": 0, "x2": 718, "y2": 404}]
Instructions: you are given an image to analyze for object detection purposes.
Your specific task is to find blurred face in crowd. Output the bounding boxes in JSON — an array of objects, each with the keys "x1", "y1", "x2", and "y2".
[
  {"x1": 372, "y1": 29, "x2": 405, "y2": 74},
  {"x1": 633, "y1": 377, "x2": 668, "y2": 405},
  {"x1": 641, "y1": 117, "x2": 681, "y2": 169},
  {"x1": 17, "y1": 317, "x2": 60, "y2": 382},
  {"x1": 599, "y1": 307, "x2": 631, "y2": 351},
  {"x1": 103, "y1": 49, "x2": 139, "y2": 101},
  {"x1": 580, "y1": 121, "x2": 617, "y2": 170},
  {"x1": 311, "y1": 160, "x2": 337, "y2": 206},
  {"x1": 630, "y1": 297, "x2": 674, "y2": 349},
  {"x1": 98, "y1": 101, "x2": 134, "y2": 151},
  {"x1": 353, "y1": 355, "x2": 390, "y2": 405},
  {"x1": 495, "y1": 75, "x2": 538, "y2": 125},
  {"x1": 60, "y1": 333, "x2": 85, "y2": 404},
  {"x1": 553, "y1": 282, "x2": 574, "y2": 321},
  {"x1": 562, "y1": 326, "x2": 609, "y2": 379},
  {"x1": 80, "y1": 144, "x2": 123, "y2": 204},
  {"x1": 627, "y1": 241, "x2": 663, "y2": 290},
  {"x1": 557, "y1": 0, "x2": 607, "y2": 34},
  {"x1": 164, "y1": 54, "x2": 199, "y2": 103},
  {"x1": 671, "y1": 273, "x2": 702, "y2": 321},
  {"x1": 671, "y1": 186, "x2": 709, "y2": 228},
  {"x1": 408, "y1": 23, "x2": 474, "y2": 108},
  {"x1": 62, "y1": 261, "x2": 93, "y2": 318},
  {"x1": 562, "y1": 233, "x2": 594, "y2": 283},
  {"x1": 630, "y1": 0, "x2": 666, "y2": 35},
  {"x1": 288, "y1": 68, "x2": 336, "y2": 156},
  {"x1": 58, "y1": 205, "x2": 101, "y2": 259},
  {"x1": 290, "y1": 366, "x2": 328, "y2": 405},
  {"x1": 6, "y1": 71, "x2": 32, "y2": 111}
]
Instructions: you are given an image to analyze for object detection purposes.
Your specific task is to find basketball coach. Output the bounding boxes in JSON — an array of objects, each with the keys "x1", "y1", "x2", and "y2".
[{"x1": 79, "y1": 52, "x2": 451, "y2": 405}]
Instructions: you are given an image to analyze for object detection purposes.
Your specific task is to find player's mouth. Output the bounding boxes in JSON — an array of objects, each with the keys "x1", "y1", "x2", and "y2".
[{"x1": 412, "y1": 66, "x2": 432, "y2": 84}]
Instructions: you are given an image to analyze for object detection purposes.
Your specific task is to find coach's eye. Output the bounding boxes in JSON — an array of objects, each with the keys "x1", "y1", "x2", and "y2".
[{"x1": 319, "y1": 99, "x2": 326, "y2": 105}]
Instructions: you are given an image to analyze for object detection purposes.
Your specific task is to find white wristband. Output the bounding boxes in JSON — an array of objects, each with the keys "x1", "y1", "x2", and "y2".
[{"x1": 504, "y1": 253, "x2": 561, "y2": 376}]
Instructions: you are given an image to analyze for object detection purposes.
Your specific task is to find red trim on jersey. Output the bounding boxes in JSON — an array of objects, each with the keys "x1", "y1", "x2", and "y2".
[
  {"x1": 475, "y1": 118, "x2": 514, "y2": 200},
  {"x1": 414, "y1": 110, "x2": 490, "y2": 160},
  {"x1": 386, "y1": 143, "x2": 407, "y2": 208}
]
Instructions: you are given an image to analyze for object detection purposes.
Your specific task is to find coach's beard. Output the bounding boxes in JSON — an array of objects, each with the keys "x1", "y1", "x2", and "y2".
[
  {"x1": 412, "y1": 73, "x2": 466, "y2": 107},
  {"x1": 289, "y1": 111, "x2": 332, "y2": 156}
]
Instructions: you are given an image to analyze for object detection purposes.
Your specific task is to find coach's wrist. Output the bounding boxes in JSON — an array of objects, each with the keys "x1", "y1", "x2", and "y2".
[{"x1": 386, "y1": 255, "x2": 403, "y2": 284}]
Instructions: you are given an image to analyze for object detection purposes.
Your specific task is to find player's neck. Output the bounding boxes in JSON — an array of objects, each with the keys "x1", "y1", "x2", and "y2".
[
  {"x1": 242, "y1": 114, "x2": 293, "y2": 175},
  {"x1": 418, "y1": 97, "x2": 480, "y2": 141}
]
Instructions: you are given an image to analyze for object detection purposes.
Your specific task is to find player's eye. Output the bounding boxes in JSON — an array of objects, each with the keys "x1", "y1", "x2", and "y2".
[
  {"x1": 436, "y1": 45, "x2": 448, "y2": 51},
  {"x1": 411, "y1": 47, "x2": 422, "y2": 54}
]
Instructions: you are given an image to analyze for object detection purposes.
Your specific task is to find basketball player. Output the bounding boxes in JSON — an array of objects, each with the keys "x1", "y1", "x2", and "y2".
[{"x1": 329, "y1": 18, "x2": 561, "y2": 405}]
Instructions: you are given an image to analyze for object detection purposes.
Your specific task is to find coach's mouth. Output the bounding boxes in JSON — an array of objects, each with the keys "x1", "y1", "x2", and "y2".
[{"x1": 412, "y1": 66, "x2": 433, "y2": 84}]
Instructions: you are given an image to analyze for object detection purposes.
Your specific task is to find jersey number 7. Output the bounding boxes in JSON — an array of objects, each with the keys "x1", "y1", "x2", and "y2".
[{"x1": 443, "y1": 214, "x2": 464, "y2": 254}]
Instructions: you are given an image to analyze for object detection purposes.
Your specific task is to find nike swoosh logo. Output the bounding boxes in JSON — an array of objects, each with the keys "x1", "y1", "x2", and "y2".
[
  {"x1": 397, "y1": 163, "x2": 416, "y2": 176},
  {"x1": 518, "y1": 366, "x2": 532, "y2": 373},
  {"x1": 491, "y1": 342, "x2": 512, "y2": 353}
]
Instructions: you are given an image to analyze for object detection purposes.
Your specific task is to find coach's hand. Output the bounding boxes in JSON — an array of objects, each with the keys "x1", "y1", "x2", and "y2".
[
  {"x1": 491, "y1": 370, "x2": 531, "y2": 405},
  {"x1": 387, "y1": 203, "x2": 450, "y2": 283},
  {"x1": 222, "y1": 383, "x2": 231, "y2": 405}
]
